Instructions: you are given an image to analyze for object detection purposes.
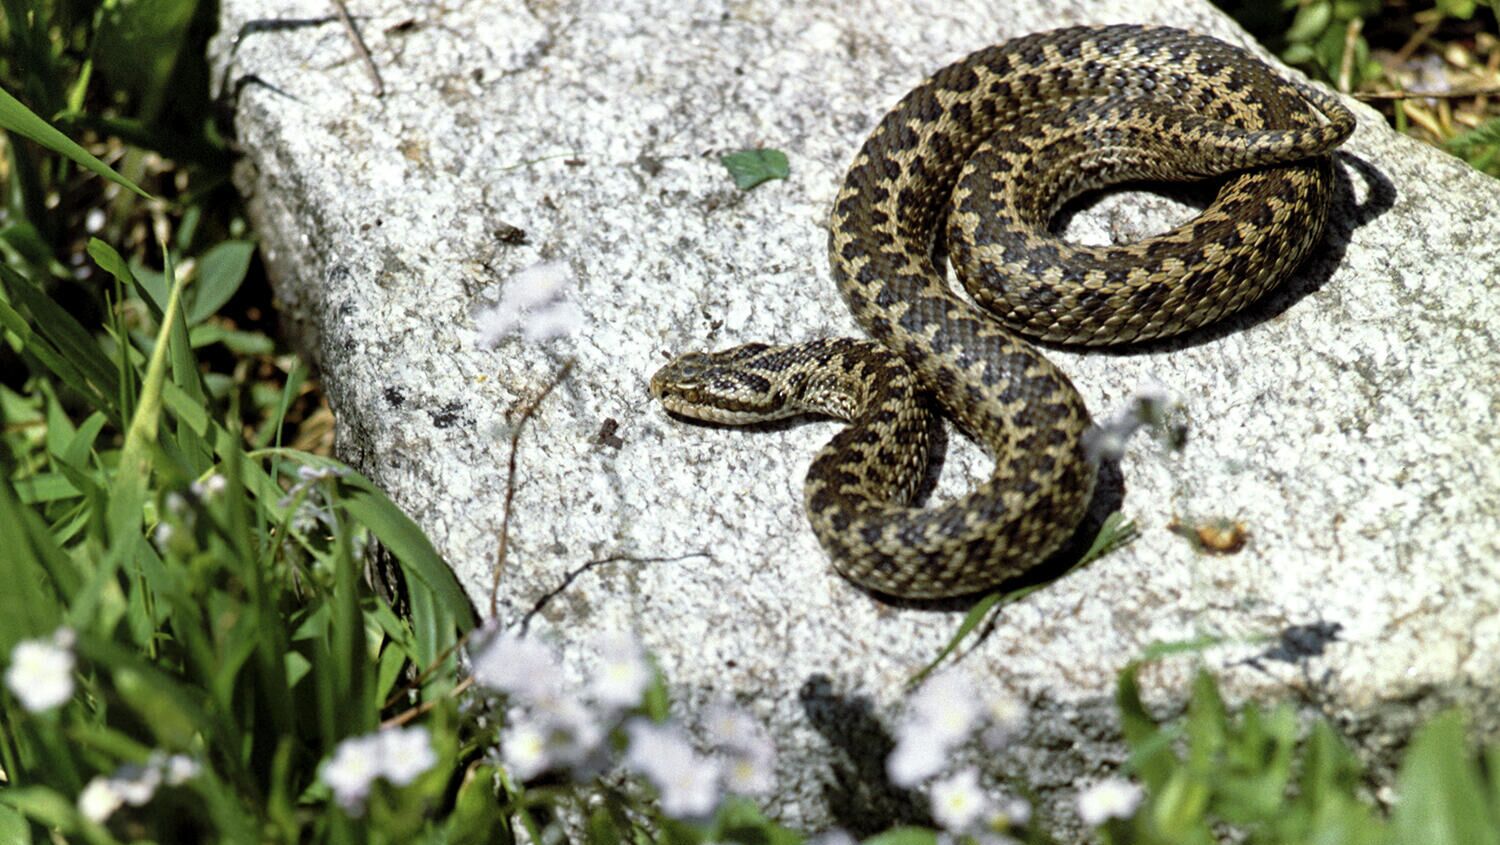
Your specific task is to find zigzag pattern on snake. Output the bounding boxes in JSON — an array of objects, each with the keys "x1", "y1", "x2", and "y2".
[{"x1": 651, "y1": 24, "x2": 1355, "y2": 598}]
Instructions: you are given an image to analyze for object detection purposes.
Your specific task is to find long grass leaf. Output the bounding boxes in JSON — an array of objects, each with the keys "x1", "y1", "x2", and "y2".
[
  {"x1": 338, "y1": 472, "x2": 476, "y2": 634},
  {"x1": 0, "y1": 265, "x2": 121, "y2": 412},
  {"x1": 0, "y1": 85, "x2": 149, "y2": 198}
]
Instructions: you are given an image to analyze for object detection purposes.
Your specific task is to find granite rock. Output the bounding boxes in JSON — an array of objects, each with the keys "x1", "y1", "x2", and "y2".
[{"x1": 209, "y1": 0, "x2": 1500, "y2": 835}]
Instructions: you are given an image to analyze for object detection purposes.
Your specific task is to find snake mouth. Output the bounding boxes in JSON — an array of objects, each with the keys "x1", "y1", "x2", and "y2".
[{"x1": 656, "y1": 391, "x2": 786, "y2": 425}]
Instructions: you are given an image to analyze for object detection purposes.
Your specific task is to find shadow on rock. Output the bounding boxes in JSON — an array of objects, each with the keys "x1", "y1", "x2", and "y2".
[{"x1": 798, "y1": 674, "x2": 931, "y2": 835}]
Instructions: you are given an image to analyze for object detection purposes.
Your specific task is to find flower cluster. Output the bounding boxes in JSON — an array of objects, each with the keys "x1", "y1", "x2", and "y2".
[
  {"x1": 471, "y1": 628, "x2": 632, "y2": 781},
  {"x1": 319, "y1": 725, "x2": 438, "y2": 810},
  {"x1": 886, "y1": 671, "x2": 1031, "y2": 837},
  {"x1": 475, "y1": 261, "x2": 583, "y2": 346},
  {"x1": 469, "y1": 627, "x2": 776, "y2": 822},
  {"x1": 78, "y1": 752, "x2": 200, "y2": 823},
  {"x1": 5, "y1": 628, "x2": 76, "y2": 712}
]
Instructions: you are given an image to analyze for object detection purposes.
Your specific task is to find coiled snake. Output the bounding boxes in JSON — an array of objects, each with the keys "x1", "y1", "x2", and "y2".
[{"x1": 651, "y1": 25, "x2": 1355, "y2": 598}]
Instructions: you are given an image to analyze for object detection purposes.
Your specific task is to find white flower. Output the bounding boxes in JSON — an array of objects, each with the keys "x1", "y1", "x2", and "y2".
[
  {"x1": 475, "y1": 261, "x2": 582, "y2": 346},
  {"x1": 500, "y1": 717, "x2": 554, "y2": 780},
  {"x1": 905, "y1": 672, "x2": 982, "y2": 746},
  {"x1": 161, "y1": 754, "x2": 200, "y2": 786},
  {"x1": 470, "y1": 628, "x2": 562, "y2": 702},
  {"x1": 703, "y1": 703, "x2": 776, "y2": 795},
  {"x1": 930, "y1": 767, "x2": 989, "y2": 832},
  {"x1": 993, "y1": 795, "x2": 1031, "y2": 829},
  {"x1": 6, "y1": 631, "x2": 76, "y2": 712},
  {"x1": 981, "y1": 690, "x2": 1027, "y2": 749},
  {"x1": 191, "y1": 474, "x2": 228, "y2": 499},
  {"x1": 703, "y1": 703, "x2": 770, "y2": 754},
  {"x1": 77, "y1": 777, "x2": 124, "y2": 823},
  {"x1": 886, "y1": 735, "x2": 949, "y2": 787},
  {"x1": 654, "y1": 748, "x2": 722, "y2": 818},
  {"x1": 591, "y1": 632, "x2": 652, "y2": 708},
  {"x1": 378, "y1": 726, "x2": 436, "y2": 786},
  {"x1": 110, "y1": 763, "x2": 162, "y2": 806},
  {"x1": 523, "y1": 299, "x2": 583, "y2": 342},
  {"x1": 624, "y1": 719, "x2": 722, "y2": 818},
  {"x1": 1076, "y1": 777, "x2": 1143, "y2": 826},
  {"x1": 321, "y1": 734, "x2": 384, "y2": 810},
  {"x1": 722, "y1": 747, "x2": 775, "y2": 796}
]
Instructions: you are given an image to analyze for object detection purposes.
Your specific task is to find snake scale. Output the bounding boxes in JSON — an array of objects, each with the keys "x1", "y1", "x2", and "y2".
[{"x1": 651, "y1": 24, "x2": 1355, "y2": 598}]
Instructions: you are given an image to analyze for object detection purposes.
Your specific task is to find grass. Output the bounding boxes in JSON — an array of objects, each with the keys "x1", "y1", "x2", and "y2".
[{"x1": 2, "y1": 1, "x2": 1500, "y2": 843}]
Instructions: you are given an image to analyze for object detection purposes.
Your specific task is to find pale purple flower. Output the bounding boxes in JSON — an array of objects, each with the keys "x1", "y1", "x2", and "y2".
[
  {"x1": 160, "y1": 754, "x2": 200, "y2": 786},
  {"x1": 6, "y1": 630, "x2": 76, "y2": 712},
  {"x1": 930, "y1": 767, "x2": 989, "y2": 832},
  {"x1": 886, "y1": 735, "x2": 949, "y2": 787},
  {"x1": 110, "y1": 763, "x2": 162, "y2": 806},
  {"x1": 723, "y1": 747, "x2": 775, "y2": 796},
  {"x1": 1076, "y1": 777, "x2": 1144, "y2": 826},
  {"x1": 590, "y1": 632, "x2": 652, "y2": 709},
  {"x1": 378, "y1": 726, "x2": 437, "y2": 786},
  {"x1": 77, "y1": 777, "x2": 124, "y2": 823},
  {"x1": 905, "y1": 672, "x2": 982, "y2": 746},
  {"x1": 322, "y1": 734, "x2": 384, "y2": 809},
  {"x1": 470, "y1": 628, "x2": 562, "y2": 702},
  {"x1": 995, "y1": 795, "x2": 1031, "y2": 829},
  {"x1": 319, "y1": 726, "x2": 437, "y2": 810},
  {"x1": 475, "y1": 261, "x2": 582, "y2": 346},
  {"x1": 703, "y1": 703, "x2": 776, "y2": 795},
  {"x1": 624, "y1": 719, "x2": 722, "y2": 818},
  {"x1": 980, "y1": 689, "x2": 1028, "y2": 749},
  {"x1": 500, "y1": 716, "x2": 553, "y2": 780}
]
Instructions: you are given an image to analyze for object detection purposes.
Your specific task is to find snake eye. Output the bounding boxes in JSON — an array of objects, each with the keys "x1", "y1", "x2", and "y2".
[{"x1": 683, "y1": 388, "x2": 703, "y2": 404}]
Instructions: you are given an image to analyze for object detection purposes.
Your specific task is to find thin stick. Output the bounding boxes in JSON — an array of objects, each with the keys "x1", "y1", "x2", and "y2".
[
  {"x1": 1355, "y1": 86, "x2": 1500, "y2": 101},
  {"x1": 1338, "y1": 17, "x2": 1362, "y2": 94},
  {"x1": 331, "y1": 0, "x2": 385, "y2": 97},
  {"x1": 382, "y1": 676, "x2": 473, "y2": 728},
  {"x1": 490, "y1": 359, "x2": 575, "y2": 617}
]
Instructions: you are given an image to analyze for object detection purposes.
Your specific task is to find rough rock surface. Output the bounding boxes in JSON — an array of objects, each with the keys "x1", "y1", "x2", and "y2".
[{"x1": 209, "y1": 0, "x2": 1500, "y2": 835}]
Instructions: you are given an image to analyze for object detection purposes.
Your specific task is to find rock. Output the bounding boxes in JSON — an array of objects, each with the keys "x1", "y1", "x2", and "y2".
[{"x1": 209, "y1": 0, "x2": 1500, "y2": 835}]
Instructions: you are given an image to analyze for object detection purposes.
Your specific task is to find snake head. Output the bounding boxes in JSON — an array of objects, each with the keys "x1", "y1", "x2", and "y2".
[{"x1": 650, "y1": 343, "x2": 793, "y2": 425}]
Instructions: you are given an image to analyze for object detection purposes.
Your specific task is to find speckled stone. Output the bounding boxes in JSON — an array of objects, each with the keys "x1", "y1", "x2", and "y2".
[{"x1": 209, "y1": 0, "x2": 1500, "y2": 836}]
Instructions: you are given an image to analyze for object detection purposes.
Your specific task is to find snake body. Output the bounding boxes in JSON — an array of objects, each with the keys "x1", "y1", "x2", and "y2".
[{"x1": 651, "y1": 25, "x2": 1355, "y2": 598}]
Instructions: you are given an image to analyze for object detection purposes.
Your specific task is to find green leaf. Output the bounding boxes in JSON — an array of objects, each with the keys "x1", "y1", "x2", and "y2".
[
  {"x1": 719, "y1": 149, "x2": 790, "y2": 190},
  {"x1": 337, "y1": 468, "x2": 476, "y2": 641},
  {"x1": 712, "y1": 797, "x2": 802, "y2": 845},
  {"x1": 0, "y1": 85, "x2": 149, "y2": 198},
  {"x1": 1390, "y1": 711, "x2": 1500, "y2": 845},
  {"x1": 862, "y1": 827, "x2": 939, "y2": 845},
  {"x1": 0, "y1": 221, "x2": 56, "y2": 271},
  {"x1": 585, "y1": 804, "x2": 622, "y2": 845},
  {"x1": 1284, "y1": 0, "x2": 1333, "y2": 42},
  {"x1": 1078, "y1": 512, "x2": 1137, "y2": 565},
  {"x1": 112, "y1": 664, "x2": 204, "y2": 750},
  {"x1": 1116, "y1": 662, "x2": 1174, "y2": 790},
  {"x1": 0, "y1": 786, "x2": 78, "y2": 833},
  {"x1": 0, "y1": 802, "x2": 31, "y2": 845},
  {"x1": 186, "y1": 240, "x2": 255, "y2": 324},
  {"x1": 187, "y1": 323, "x2": 275, "y2": 354},
  {"x1": 447, "y1": 765, "x2": 511, "y2": 845}
]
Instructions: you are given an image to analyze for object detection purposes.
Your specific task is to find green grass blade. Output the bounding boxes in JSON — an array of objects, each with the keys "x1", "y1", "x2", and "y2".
[
  {"x1": 1390, "y1": 711, "x2": 1500, "y2": 845},
  {"x1": 90, "y1": 242, "x2": 186, "y2": 623},
  {"x1": 0, "y1": 85, "x2": 149, "y2": 198},
  {"x1": 186, "y1": 240, "x2": 254, "y2": 325},
  {"x1": 0, "y1": 264, "x2": 121, "y2": 414},
  {"x1": 337, "y1": 470, "x2": 476, "y2": 634}
]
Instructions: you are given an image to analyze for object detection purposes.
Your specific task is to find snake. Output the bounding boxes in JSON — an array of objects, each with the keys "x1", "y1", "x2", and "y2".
[{"x1": 650, "y1": 24, "x2": 1355, "y2": 598}]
